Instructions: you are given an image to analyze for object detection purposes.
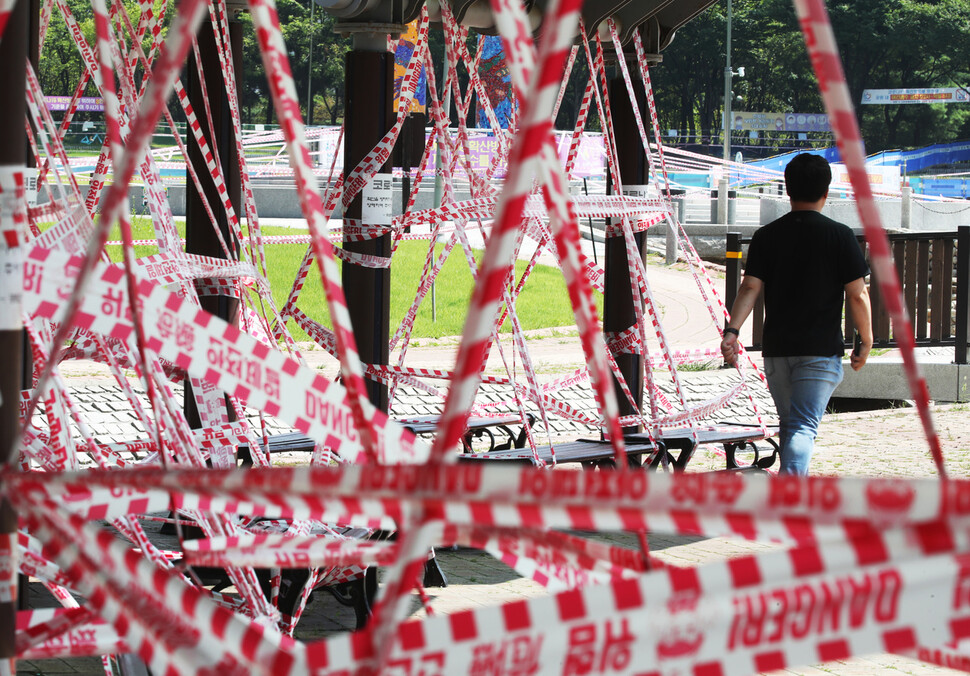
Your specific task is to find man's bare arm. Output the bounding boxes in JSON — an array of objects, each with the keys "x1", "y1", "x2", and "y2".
[
  {"x1": 721, "y1": 275, "x2": 763, "y2": 366},
  {"x1": 845, "y1": 277, "x2": 872, "y2": 371}
]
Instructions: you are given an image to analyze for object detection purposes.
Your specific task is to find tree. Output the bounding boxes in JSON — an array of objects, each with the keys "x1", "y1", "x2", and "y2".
[
  {"x1": 39, "y1": 0, "x2": 97, "y2": 100},
  {"x1": 39, "y1": 0, "x2": 171, "y2": 103},
  {"x1": 651, "y1": 7, "x2": 726, "y2": 145},
  {"x1": 237, "y1": 2, "x2": 350, "y2": 126},
  {"x1": 827, "y1": 0, "x2": 970, "y2": 150},
  {"x1": 651, "y1": 0, "x2": 970, "y2": 154},
  {"x1": 310, "y1": 13, "x2": 351, "y2": 125}
]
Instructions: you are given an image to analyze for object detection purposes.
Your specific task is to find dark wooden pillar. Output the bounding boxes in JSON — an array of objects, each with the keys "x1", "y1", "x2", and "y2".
[
  {"x1": 396, "y1": 112, "x2": 427, "y2": 229},
  {"x1": 183, "y1": 18, "x2": 243, "y2": 427},
  {"x1": 0, "y1": 0, "x2": 29, "y2": 665},
  {"x1": 604, "y1": 65, "x2": 648, "y2": 435},
  {"x1": 343, "y1": 38, "x2": 394, "y2": 412}
]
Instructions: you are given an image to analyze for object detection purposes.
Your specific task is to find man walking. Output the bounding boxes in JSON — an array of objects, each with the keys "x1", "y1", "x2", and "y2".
[{"x1": 720, "y1": 153, "x2": 872, "y2": 475}]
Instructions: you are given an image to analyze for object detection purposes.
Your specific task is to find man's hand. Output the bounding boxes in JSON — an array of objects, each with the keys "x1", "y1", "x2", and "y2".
[
  {"x1": 845, "y1": 277, "x2": 873, "y2": 373},
  {"x1": 850, "y1": 341, "x2": 871, "y2": 371},
  {"x1": 721, "y1": 331, "x2": 741, "y2": 367},
  {"x1": 722, "y1": 276, "x2": 761, "y2": 368}
]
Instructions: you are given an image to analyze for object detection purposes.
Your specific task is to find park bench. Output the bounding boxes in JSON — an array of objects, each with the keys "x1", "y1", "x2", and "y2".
[
  {"x1": 237, "y1": 413, "x2": 534, "y2": 463},
  {"x1": 231, "y1": 420, "x2": 775, "y2": 628},
  {"x1": 396, "y1": 413, "x2": 536, "y2": 452},
  {"x1": 231, "y1": 413, "x2": 534, "y2": 629},
  {"x1": 459, "y1": 423, "x2": 779, "y2": 472},
  {"x1": 625, "y1": 422, "x2": 779, "y2": 471},
  {"x1": 457, "y1": 438, "x2": 659, "y2": 469}
]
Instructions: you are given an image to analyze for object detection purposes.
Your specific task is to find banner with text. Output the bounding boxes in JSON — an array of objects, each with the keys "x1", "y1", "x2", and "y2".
[
  {"x1": 862, "y1": 88, "x2": 970, "y2": 105},
  {"x1": 45, "y1": 96, "x2": 104, "y2": 112},
  {"x1": 732, "y1": 111, "x2": 831, "y2": 132}
]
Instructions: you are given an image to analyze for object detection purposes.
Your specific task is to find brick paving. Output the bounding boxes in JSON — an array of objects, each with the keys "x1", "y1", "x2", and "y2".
[
  {"x1": 18, "y1": 358, "x2": 970, "y2": 674},
  {"x1": 17, "y1": 245, "x2": 970, "y2": 674},
  {"x1": 46, "y1": 361, "x2": 775, "y2": 451}
]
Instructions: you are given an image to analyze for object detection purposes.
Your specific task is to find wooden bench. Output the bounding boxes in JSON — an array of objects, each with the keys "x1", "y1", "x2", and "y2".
[
  {"x1": 459, "y1": 424, "x2": 778, "y2": 472},
  {"x1": 237, "y1": 413, "x2": 534, "y2": 463},
  {"x1": 625, "y1": 423, "x2": 779, "y2": 471},
  {"x1": 397, "y1": 413, "x2": 535, "y2": 452},
  {"x1": 241, "y1": 421, "x2": 778, "y2": 474},
  {"x1": 231, "y1": 423, "x2": 774, "y2": 625},
  {"x1": 458, "y1": 438, "x2": 660, "y2": 469}
]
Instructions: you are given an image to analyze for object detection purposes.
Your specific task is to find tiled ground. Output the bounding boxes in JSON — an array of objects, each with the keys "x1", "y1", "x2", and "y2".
[{"x1": 16, "y1": 367, "x2": 968, "y2": 674}]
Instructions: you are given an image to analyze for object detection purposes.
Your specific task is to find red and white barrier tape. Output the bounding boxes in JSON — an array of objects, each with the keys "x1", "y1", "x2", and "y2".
[
  {"x1": 15, "y1": 2, "x2": 955, "y2": 674},
  {"x1": 23, "y1": 245, "x2": 428, "y2": 465},
  {"x1": 793, "y1": 0, "x2": 944, "y2": 475}
]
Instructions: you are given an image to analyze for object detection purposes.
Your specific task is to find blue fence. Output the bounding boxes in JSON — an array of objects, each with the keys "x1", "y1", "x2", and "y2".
[
  {"x1": 742, "y1": 140, "x2": 970, "y2": 197},
  {"x1": 907, "y1": 177, "x2": 970, "y2": 199},
  {"x1": 746, "y1": 147, "x2": 842, "y2": 175},
  {"x1": 866, "y1": 141, "x2": 970, "y2": 173}
]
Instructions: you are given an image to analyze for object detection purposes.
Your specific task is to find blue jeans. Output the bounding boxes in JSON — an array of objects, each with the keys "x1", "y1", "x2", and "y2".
[{"x1": 764, "y1": 356, "x2": 843, "y2": 476}]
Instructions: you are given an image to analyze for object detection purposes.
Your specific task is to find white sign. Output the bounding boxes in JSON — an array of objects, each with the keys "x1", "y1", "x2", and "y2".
[
  {"x1": 621, "y1": 185, "x2": 651, "y2": 226},
  {"x1": 24, "y1": 169, "x2": 38, "y2": 208},
  {"x1": 362, "y1": 173, "x2": 394, "y2": 225},
  {"x1": 861, "y1": 88, "x2": 970, "y2": 105},
  {"x1": 0, "y1": 248, "x2": 23, "y2": 330},
  {"x1": 621, "y1": 184, "x2": 650, "y2": 199}
]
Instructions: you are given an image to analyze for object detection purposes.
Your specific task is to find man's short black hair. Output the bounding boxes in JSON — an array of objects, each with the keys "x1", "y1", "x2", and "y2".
[{"x1": 785, "y1": 153, "x2": 831, "y2": 202}]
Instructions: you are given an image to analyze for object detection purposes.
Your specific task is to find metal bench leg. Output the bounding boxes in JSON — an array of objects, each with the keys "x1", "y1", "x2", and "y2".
[
  {"x1": 275, "y1": 569, "x2": 312, "y2": 619},
  {"x1": 725, "y1": 439, "x2": 779, "y2": 471},
  {"x1": 423, "y1": 552, "x2": 448, "y2": 588},
  {"x1": 647, "y1": 444, "x2": 674, "y2": 472},
  {"x1": 492, "y1": 425, "x2": 518, "y2": 452},
  {"x1": 327, "y1": 571, "x2": 374, "y2": 630},
  {"x1": 668, "y1": 441, "x2": 697, "y2": 471},
  {"x1": 514, "y1": 414, "x2": 535, "y2": 449},
  {"x1": 757, "y1": 439, "x2": 779, "y2": 469}
]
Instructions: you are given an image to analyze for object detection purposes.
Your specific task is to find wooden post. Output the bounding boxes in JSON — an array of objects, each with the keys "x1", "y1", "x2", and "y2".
[
  {"x1": 605, "y1": 64, "x2": 647, "y2": 435},
  {"x1": 725, "y1": 232, "x2": 742, "y2": 313},
  {"x1": 955, "y1": 226, "x2": 969, "y2": 365},
  {"x1": 0, "y1": 0, "x2": 29, "y2": 666},
  {"x1": 343, "y1": 35, "x2": 394, "y2": 411},
  {"x1": 183, "y1": 18, "x2": 243, "y2": 427}
]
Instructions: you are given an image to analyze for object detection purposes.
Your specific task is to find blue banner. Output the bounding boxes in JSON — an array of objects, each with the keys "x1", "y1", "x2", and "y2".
[
  {"x1": 746, "y1": 141, "x2": 970, "y2": 192},
  {"x1": 908, "y1": 177, "x2": 970, "y2": 199}
]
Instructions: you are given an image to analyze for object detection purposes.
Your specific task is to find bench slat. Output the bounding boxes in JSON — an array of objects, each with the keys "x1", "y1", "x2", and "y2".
[{"x1": 458, "y1": 440, "x2": 658, "y2": 466}]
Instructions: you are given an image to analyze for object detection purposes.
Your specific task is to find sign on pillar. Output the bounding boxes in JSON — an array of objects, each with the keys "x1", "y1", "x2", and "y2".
[
  {"x1": 622, "y1": 184, "x2": 650, "y2": 232},
  {"x1": 363, "y1": 173, "x2": 394, "y2": 225}
]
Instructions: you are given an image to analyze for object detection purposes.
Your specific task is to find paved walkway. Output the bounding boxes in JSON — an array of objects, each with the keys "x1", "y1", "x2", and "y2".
[{"x1": 17, "y1": 253, "x2": 970, "y2": 675}]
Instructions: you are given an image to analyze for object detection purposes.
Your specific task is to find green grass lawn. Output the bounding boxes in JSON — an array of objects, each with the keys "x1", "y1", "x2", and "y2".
[{"x1": 103, "y1": 218, "x2": 601, "y2": 341}]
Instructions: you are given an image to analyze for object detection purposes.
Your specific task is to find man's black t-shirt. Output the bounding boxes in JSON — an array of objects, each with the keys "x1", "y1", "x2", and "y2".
[{"x1": 743, "y1": 210, "x2": 869, "y2": 357}]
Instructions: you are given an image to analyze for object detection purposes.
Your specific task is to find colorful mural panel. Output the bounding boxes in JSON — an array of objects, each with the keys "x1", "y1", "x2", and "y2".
[{"x1": 476, "y1": 35, "x2": 513, "y2": 129}]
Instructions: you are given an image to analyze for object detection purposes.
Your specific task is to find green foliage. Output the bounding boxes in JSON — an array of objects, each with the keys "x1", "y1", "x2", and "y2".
[
  {"x1": 651, "y1": 7, "x2": 727, "y2": 143},
  {"x1": 651, "y1": 0, "x2": 970, "y2": 153},
  {"x1": 38, "y1": 0, "x2": 970, "y2": 152},
  {"x1": 827, "y1": 0, "x2": 970, "y2": 149},
  {"x1": 39, "y1": 0, "x2": 96, "y2": 99},
  {"x1": 39, "y1": 0, "x2": 168, "y2": 101},
  {"x1": 38, "y1": 0, "x2": 348, "y2": 128},
  {"x1": 238, "y1": 1, "x2": 351, "y2": 125}
]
